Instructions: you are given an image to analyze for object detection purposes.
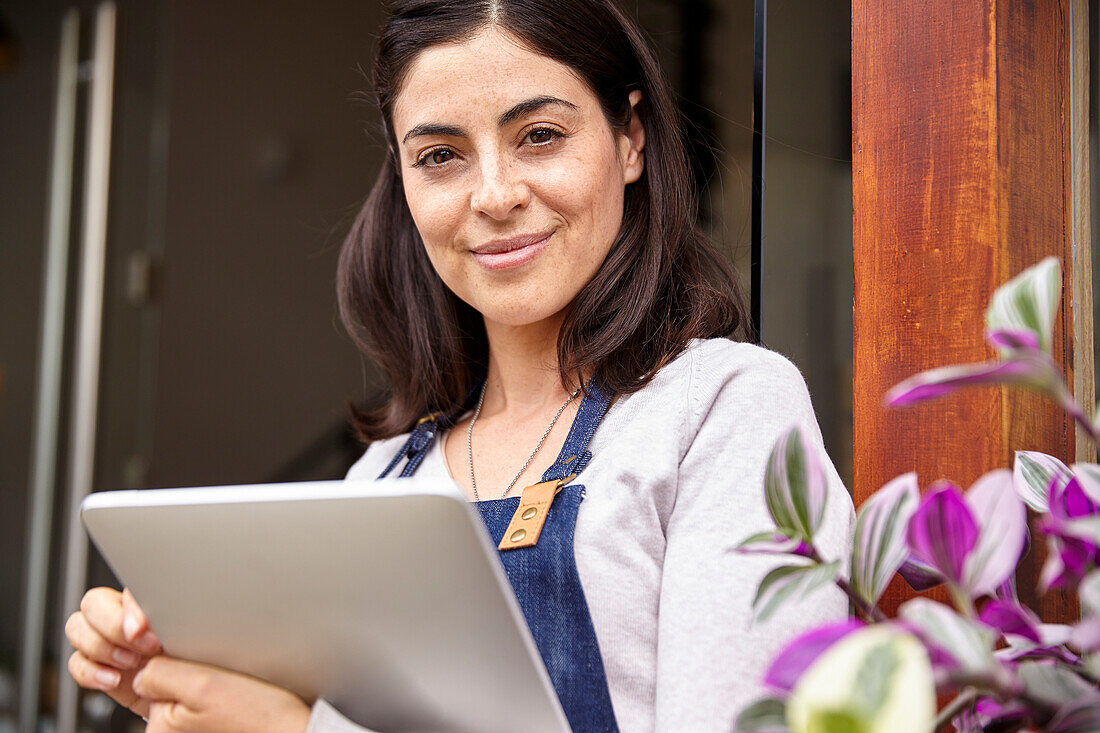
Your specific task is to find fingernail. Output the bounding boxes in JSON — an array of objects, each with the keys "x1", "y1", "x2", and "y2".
[
  {"x1": 122, "y1": 614, "x2": 140, "y2": 641},
  {"x1": 134, "y1": 630, "x2": 159, "y2": 653},
  {"x1": 112, "y1": 647, "x2": 141, "y2": 669},
  {"x1": 95, "y1": 669, "x2": 121, "y2": 689},
  {"x1": 132, "y1": 669, "x2": 145, "y2": 692}
]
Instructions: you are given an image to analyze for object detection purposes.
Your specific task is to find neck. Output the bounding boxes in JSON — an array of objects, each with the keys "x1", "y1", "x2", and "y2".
[{"x1": 481, "y1": 313, "x2": 577, "y2": 416}]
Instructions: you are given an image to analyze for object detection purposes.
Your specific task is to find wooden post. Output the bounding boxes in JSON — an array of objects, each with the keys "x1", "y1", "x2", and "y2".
[{"x1": 852, "y1": 0, "x2": 1091, "y2": 617}]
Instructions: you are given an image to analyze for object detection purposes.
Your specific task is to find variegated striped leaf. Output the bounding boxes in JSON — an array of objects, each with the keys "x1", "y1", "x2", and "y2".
[
  {"x1": 985, "y1": 256, "x2": 1061, "y2": 355},
  {"x1": 764, "y1": 426, "x2": 828, "y2": 543},
  {"x1": 899, "y1": 597, "x2": 996, "y2": 674},
  {"x1": 1014, "y1": 451, "x2": 1072, "y2": 512},
  {"x1": 752, "y1": 561, "x2": 841, "y2": 624},
  {"x1": 850, "y1": 472, "x2": 919, "y2": 607},
  {"x1": 735, "y1": 530, "x2": 807, "y2": 556},
  {"x1": 963, "y1": 469, "x2": 1027, "y2": 597},
  {"x1": 734, "y1": 698, "x2": 788, "y2": 733},
  {"x1": 1081, "y1": 571, "x2": 1100, "y2": 617}
]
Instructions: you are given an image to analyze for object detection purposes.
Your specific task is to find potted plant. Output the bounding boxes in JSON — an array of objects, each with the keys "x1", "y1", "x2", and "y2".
[{"x1": 736, "y1": 258, "x2": 1100, "y2": 732}]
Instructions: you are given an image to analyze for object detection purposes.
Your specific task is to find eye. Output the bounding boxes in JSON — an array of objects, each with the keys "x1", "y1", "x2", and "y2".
[
  {"x1": 524, "y1": 127, "x2": 563, "y2": 146},
  {"x1": 414, "y1": 147, "x2": 456, "y2": 168}
]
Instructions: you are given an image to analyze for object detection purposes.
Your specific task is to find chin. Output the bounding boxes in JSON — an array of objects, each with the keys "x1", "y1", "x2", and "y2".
[{"x1": 474, "y1": 300, "x2": 569, "y2": 330}]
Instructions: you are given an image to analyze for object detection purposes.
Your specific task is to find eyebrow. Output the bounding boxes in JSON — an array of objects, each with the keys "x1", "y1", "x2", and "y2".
[{"x1": 400, "y1": 95, "x2": 578, "y2": 144}]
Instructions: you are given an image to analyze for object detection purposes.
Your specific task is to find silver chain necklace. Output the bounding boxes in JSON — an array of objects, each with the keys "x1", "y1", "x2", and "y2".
[{"x1": 467, "y1": 381, "x2": 582, "y2": 501}]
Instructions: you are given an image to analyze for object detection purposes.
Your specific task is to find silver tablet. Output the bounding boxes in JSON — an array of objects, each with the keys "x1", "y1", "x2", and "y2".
[{"x1": 81, "y1": 479, "x2": 570, "y2": 733}]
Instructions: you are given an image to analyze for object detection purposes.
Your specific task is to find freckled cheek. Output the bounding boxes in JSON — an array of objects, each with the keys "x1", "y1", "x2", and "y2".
[
  {"x1": 532, "y1": 157, "x2": 623, "y2": 231},
  {"x1": 403, "y1": 182, "x2": 466, "y2": 254}
]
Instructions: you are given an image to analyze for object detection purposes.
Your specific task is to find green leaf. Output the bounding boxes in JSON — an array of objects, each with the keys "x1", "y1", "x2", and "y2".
[
  {"x1": 850, "y1": 473, "x2": 919, "y2": 607},
  {"x1": 752, "y1": 561, "x2": 841, "y2": 623},
  {"x1": 985, "y1": 256, "x2": 1061, "y2": 355},
  {"x1": 1014, "y1": 450, "x2": 1071, "y2": 512},
  {"x1": 1047, "y1": 698, "x2": 1100, "y2": 733},
  {"x1": 1080, "y1": 570, "x2": 1100, "y2": 617},
  {"x1": 734, "y1": 697, "x2": 788, "y2": 733},
  {"x1": 898, "y1": 598, "x2": 996, "y2": 674},
  {"x1": 851, "y1": 642, "x2": 899, "y2": 717},
  {"x1": 736, "y1": 530, "x2": 804, "y2": 556},
  {"x1": 764, "y1": 426, "x2": 828, "y2": 543},
  {"x1": 1017, "y1": 661, "x2": 1100, "y2": 710}
]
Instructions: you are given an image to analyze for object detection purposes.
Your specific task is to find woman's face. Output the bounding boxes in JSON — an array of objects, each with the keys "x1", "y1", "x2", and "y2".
[{"x1": 391, "y1": 28, "x2": 645, "y2": 331}]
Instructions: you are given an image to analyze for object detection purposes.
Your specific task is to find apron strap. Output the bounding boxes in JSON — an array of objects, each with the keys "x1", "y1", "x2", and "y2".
[
  {"x1": 540, "y1": 379, "x2": 611, "y2": 482},
  {"x1": 380, "y1": 377, "x2": 611, "y2": 482}
]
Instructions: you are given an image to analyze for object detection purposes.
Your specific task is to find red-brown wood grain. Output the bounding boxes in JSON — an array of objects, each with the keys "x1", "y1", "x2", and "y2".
[{"x1": 852, "y1": 0, "x2": 1078, "y2": 620}]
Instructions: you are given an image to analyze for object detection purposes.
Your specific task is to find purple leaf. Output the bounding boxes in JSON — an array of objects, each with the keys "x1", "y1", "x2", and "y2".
[
  {"x1": 884, "y1": 352, "x2": 1061, "y2": 408},
  {"x1": 987, "y1": 327, "x2": 1042, "y2": 352},
  {"x1": 907, "y1": 483, "x2": 979, "y2": 588},
  {"x1": 1040, "y1": 534, "x2": 1096, "y2": 591},
  {"x1": 1051, "y1": 478, "x2": 1100, "y2": 522},
  {"x1": 898, "y1": 555, "x2": 945, "y2": 591},
  {"x1": 763, "y1": 619, "x2": 865, "y2": 692},
  {"x1": 1071, "y1": 463, "x2": 1100, "y2": 505},
  {"x1": 1039, "y1": 479, "x2": 1100, "y2": 590},
  {"x1": 978, "y1": 599, "x2": 1041, "y2": 643},
  {"x1": 963, "y1": 469, "x2": 1028, "y2": 596}
]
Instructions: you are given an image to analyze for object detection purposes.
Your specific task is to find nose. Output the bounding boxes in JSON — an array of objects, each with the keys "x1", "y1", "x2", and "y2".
[{"x1": 470, "y1": 154, "x2": 530, "y2": 220}]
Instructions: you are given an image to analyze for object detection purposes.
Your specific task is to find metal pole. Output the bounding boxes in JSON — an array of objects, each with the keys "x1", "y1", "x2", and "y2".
[
  {"x1": 56, "y1": 4, "x2": 116, "y2": 730},
  {"x1": 751, "y1": 0, "x2": 766, "y2": 342},
  {"x1": 19, "y1": 10, "x2": 80, "y2": 733}
]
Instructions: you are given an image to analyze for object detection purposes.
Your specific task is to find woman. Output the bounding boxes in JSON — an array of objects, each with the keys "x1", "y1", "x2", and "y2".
[{"x1": 65, "y1": 1, "x2": 854, "y2": 731}]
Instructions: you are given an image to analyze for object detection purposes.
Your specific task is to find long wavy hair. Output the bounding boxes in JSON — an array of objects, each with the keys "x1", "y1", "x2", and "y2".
[{"x1": 338, "y1": 0, "x2": 750, "y2": 441}]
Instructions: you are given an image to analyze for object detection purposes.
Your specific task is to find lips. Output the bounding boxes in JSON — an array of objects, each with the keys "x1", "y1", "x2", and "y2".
[{"x1": 471, "y1": 230, "x2": 554, "y2": 270}]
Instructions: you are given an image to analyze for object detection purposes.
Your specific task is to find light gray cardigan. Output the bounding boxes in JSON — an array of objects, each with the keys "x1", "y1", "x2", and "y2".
[{"x1": 310, "y1": 338, "x2": 855, "y2": 732}]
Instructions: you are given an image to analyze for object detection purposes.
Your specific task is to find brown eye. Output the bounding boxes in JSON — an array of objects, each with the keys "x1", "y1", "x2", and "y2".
[
  {"x1": 415, "y1": 147, "x2": 455, "y2": 168},
  {"x1": 428, "y1": 149, "x2": 453, "y2": 165},
  {"x1": 526, "y1": 128, "x2": 558, "y2": 145}
]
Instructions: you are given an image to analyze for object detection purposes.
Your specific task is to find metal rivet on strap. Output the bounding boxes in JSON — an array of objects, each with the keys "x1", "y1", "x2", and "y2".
[
  {"x1": 521, "y1": 507, "x2": 537, "y2": 520},
  {"x1": 509, "y1": 529, "x2": 527, "y2": 543}
]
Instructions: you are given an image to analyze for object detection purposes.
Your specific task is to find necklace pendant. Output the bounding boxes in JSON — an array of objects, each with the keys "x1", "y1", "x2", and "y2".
[{"x1": 497, "y1": 474, "x2": 576, "y2": 551}]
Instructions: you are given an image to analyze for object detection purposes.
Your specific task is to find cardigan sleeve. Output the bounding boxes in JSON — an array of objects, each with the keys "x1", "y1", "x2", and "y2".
[
  {"x1": 307, "y1": 699, "x2": 380, "y2": 733},
  {"x1": 653, "y1": 343, "x2": 855, "y2": 731}
]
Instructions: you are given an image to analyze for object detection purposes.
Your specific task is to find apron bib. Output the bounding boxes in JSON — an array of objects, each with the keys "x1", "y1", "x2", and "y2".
[{"x1": 378, "y1": 381, "x2": 619, "y2": 732}]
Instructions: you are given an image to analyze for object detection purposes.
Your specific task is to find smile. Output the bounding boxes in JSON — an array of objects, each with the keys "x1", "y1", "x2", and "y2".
[{"x1": 471, "y1": 231, "x2": 554, "y2": 271}]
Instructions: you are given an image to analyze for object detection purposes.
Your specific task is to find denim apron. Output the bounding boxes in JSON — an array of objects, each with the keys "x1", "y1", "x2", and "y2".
[{"x1": 377, "y1": 382, "x2": 619, "y2": 732}]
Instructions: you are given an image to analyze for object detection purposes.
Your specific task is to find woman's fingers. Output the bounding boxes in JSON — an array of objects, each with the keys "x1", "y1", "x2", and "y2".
[
  {"x1": 80, "y1": 587, "x2": 159, "y2": 654},
  {"x1": 64, "y1": 611, "x2": 142, "y2": 670},
  {"x1": 121, "y1": 588, "x2": 159, "y2": 649},
  {"x1": 68, "y1": 650, "x2": 123, "y2": 692}
]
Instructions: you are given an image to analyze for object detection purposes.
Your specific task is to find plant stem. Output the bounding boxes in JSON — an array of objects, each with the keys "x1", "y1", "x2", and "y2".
[
  {"x1": 834, "y1": 575, "x2": 888, "y2": 623},
  {"x1": 805, "y1": 548, "x2": 888, "y2": 623},
  {"x1": 933, "y1": 688, "x2": 980, "y2": 731}
]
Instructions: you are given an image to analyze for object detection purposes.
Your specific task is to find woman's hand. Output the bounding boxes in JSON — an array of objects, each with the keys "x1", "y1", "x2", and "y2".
[
  {"x1": 65, "y1": 587, "x2": 162, "y2": 717},
  {"x1": 132, "y1": 657, "x2": 311, "y2": 733}
]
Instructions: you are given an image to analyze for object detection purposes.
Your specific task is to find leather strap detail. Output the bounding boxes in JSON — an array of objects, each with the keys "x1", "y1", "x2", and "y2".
[{"x1": 498, "y1": 474, "x2": 576, "y2": 551}]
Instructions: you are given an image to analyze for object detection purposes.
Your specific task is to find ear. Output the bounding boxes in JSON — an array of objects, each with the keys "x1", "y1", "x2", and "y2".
[{"x1": 619, "y1": 90, "x2": 646, "y2": 185}]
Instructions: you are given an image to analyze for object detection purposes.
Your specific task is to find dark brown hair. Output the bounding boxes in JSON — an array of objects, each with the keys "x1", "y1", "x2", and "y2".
[{"x1": 338, "y1": 0, "x2": 750, "y2": 441}]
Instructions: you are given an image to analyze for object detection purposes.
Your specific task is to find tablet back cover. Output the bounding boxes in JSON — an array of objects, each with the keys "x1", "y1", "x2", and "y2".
[{"x1": 81, "y1": 480, "x2": 569, "y2": 733}]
